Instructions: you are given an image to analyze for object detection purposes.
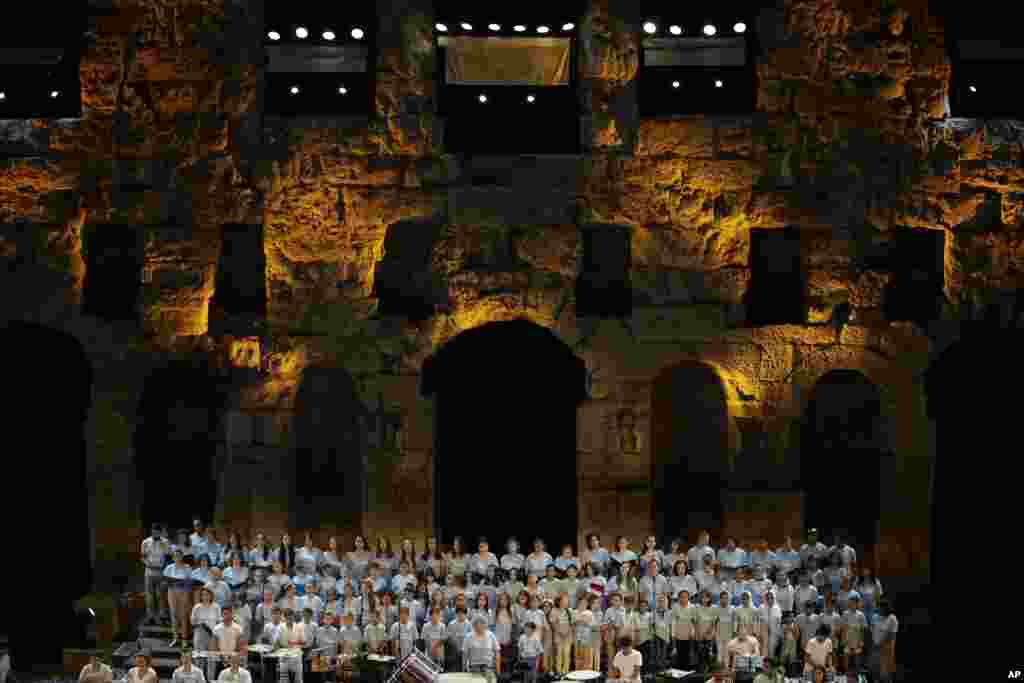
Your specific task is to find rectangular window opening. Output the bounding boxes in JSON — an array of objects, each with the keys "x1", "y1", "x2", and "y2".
[
  {"x1": 82, "y1": 225, "x2": 143, "y2": 322},
  {"x1": 746, "y1": 227, "x2": 805, "y2": 326},
  {"x1": 576, "y1": 226, "x2": 632, "y2": 318},
  {"x1": 213, "y1": 223, "x2": 268, "y2": 319}
]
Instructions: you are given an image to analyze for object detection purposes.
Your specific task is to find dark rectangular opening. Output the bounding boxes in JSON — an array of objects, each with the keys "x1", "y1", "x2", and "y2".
[
  {"x1": 263, "y1": 1, "x2": 376, "y2": 116},
  {"x1": 576, "y1": 225, "x2": 632, "y2": 317},
  {"x1": 82, "y1": 225, "x2": 143, "y2": 322},
  {"x1": 373, "y1": 218, "x2": 441, "y2": 321},
  {"x1": 432, "y1": 29, "x2": 577, "y2": 154},
  {"x1": 746, "y1": 227, "x2": 805, "y2": 326},
  {"x1": 883, "y1": 228, "x2": 945, "y2": 327},
  {"x1": 636, "y1": 6, "x2": 757, "y2": 117},
  {"x1": 213, "y1": 223, "x2": 268, "y2": 318}
]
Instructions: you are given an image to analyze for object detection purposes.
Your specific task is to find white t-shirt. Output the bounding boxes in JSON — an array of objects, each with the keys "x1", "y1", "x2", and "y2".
[
  {"x1": 613, "y1": 649, "x2": 643, "y2": 682},
  {"x1": 804, "y1": 637, "x2": 832, "y2": 670},
  {"x1": 172, "y1": 666, "x2": 207, "y2": 683},
  {"x1": 213, "y1": 622, "x2": 244, "y2": 653},
  {"x1": 216, "y1": 668, "x2": 252, "y2": 683}
]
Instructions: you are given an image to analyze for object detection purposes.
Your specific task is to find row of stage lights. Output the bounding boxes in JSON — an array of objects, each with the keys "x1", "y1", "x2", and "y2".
[
  {"x1": 267, "y1": 27, "x2": 366, "y2": 41},
  {"x1": 435, "y1": 22, "x2": 575, "y2": 33},
  {"x1": 0, "y1": 90, "x2": 62, "y2": 101},
  {"x1": 643, "y1": 21, "x2": 746, "y2": 36}
]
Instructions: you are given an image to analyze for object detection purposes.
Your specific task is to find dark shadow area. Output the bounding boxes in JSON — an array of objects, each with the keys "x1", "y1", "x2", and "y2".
[
  {"x1": 576, "y1": 225, "x2": 632, "y2": 318},
  {"x1": 213, "y1": 223, "x2": 268, "y2": 319},
  {"x1": 882, "y1": 228, "x2": 945, "y2": 328},
  {"x1": 0, "y1": 321, "x2": 92, "y2": 672},
  {"x1": 421, "y1": 319, "x2": 586, "y2": 551},
  {"x1": 800, "y1": 370, "x2": 882, "y2": 563},
  {"x1": 746, "y1": 227, "x2": 805, "y2": 325},
  {"x1": 292, "y1": 367, "x2": 367, "y2": 543},
  {"x1": 650, "y1": 362, "x2": 730, "y2": 540},
  {"x1": 81, "y1": 225, "x2": 143, "y2": 323},
  {"x1": 373, "y1": 218, "x2": 444, "y2": 321},
  {"x1": 134, "y1": 360, "x2": 229, "y2": 537}
]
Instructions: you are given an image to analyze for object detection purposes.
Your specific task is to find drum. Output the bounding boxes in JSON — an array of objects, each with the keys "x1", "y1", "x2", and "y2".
[
  {"x1": 566, "y1": 671, "x2": 602, "y2": 681},
  {"x1": 397, "y1": 650, "x2": 442, "y2": 683}
]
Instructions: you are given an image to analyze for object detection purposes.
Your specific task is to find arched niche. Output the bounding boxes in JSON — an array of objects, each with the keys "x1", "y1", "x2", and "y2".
[
  {"x1": 421, "y1": 317, "x2": 587, "y2": 551},
  {"x1": 134, "y1": 359, "x2": 230, "y2": 538},
  {"x1": 0, "y1": 321, "x2": 92, "y2": 670},
  {"x1": 800, "y1": 369, "x2": 883, "y2": 558},
  {"x1": 292, "y1": 366, "x2": 368, "y2": 545},
  {"x1": 650, "y1": 361, "x2": 733, "y2": 540}
]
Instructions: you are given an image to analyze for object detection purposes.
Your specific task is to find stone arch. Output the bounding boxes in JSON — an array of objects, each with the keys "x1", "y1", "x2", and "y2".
[
  {"x1": 292, "y1": 365, "x2": 369, "y2": 547},
  {"x1": 1, "y1": 320, "x2": 93, "y2": 669},
  {"x1": 799, "y1": 369, "x2": 884, "y2": 557},
  {"x1": 650, "y1": 360, "x2": 737, "y2": 541},
  {"x1": 421, "y1": 317, "x2": 587, "y2": 551},
  {"x1": 134, "y1": 357, "x2": 231, "y2": 539}
]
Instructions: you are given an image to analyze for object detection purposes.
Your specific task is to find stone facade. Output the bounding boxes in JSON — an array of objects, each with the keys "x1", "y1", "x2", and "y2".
[{"x1": 6, "y1": 0, "x2": 1015, "y2": 595}]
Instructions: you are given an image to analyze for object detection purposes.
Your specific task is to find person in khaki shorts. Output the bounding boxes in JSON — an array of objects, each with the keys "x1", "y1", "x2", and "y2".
[
  {"x1": 141, "y1": 524, "x2": 170, "y2": 624},
  {"x1": 550, "y1": 593, "x2": 574, "y2": 676}
]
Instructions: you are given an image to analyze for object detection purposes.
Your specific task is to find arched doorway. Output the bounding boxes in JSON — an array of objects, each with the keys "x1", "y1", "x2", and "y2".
[
  {"x1": 134, "y1": 360, "x2": 229, "y2": 536},
  {"x1": 421, "y1": 319, "x2": 586, "y2": 552},
  {"x1": 801, "y1": 370, "x2": 883, "y2": 559},
  {"x1": 292, "y1": 367, "x2": 367, "y2": 545},
  {"x1": 651, "y1": 362, "x2": 732, "y2": 542},
  {"x1": 1, "y1": 321, "x2": 92, "y2": 671}
]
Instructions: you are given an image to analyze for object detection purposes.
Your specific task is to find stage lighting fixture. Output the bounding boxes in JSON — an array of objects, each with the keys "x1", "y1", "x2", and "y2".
[
  {"x1": 514, "y1": 25, "x2": 526, "y2": 32},
  {"x1": 290, "y1": 85, "x2": 300, "y2": 94},
  {"x1": 461, "y1": 22, "x2": 473, "y2": 30},
  {"x1": 703, "y1": 24, "x2": 716, "y2": 36},
  {"x1": 537, "y1": 25, "x2": 550, "y2": 33},
  {"x1": 715, "y1": 79, "x2": 723, "y2": 87},
  {"x1": 643, "y1": 21, "x2": 658, "y2": 34},
  {"x1": 672, "y1": 80, "x2": 680, "y2": 88},
  {"x1": 489, "y1": 23, "x2": 501, "y2": 31},
  {"x1": 351, "y1": 28, "x2": 365, "y2": 39},
  {"x1": 969, "y1": 85, "x2": 977, "y2": 92},
  {"x1": 338, "y1": 86, "x2": 348, "y2": 94},
  {"x1": 478, "y1": 94, "x2": 487, "y2": 103},
  {"x1": 295, "y1": 26, "x2": 309, "y2": 39},
  {"x1": 436, "y1": 23, "x2": 448, "y2": 32},
  {"x1": 268, "y1": 30, "x2": 281, "y2": 41},
  {"x1": 51, "y1": 90, "x2": 60, "y2": 98},
  {"x1": 669, "y1": 25, "x2": 682, "y2": 35},
  {"x1": 527, "y1": 94, "x2": 536, "y2": 102},
  {"x1": 0, "y1": 92, "x2": 6, "y2": 100},
  {"x1": 562, "y1": 23, "x2": 575, "y2": 31},
  {"x1": 322, "y1": 30, "x2": 336, "y2": 40},
  {"x1": 733, "y1": 22, "x2": 746, "y2": 33}
]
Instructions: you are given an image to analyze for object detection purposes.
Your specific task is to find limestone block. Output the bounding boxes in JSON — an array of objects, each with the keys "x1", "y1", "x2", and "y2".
[
  {"x1": 636, "y1": 118, "x2": 715, "y2": 158},
  {"x1": 449, "y1": 186, "x2": 576, "y2": 227},
  {"x1": 631, "y1": 305, "x2": 727, "y2": 342},
  {"x1": 759, "y1": 341, "x2": 795, "y2": 382}
]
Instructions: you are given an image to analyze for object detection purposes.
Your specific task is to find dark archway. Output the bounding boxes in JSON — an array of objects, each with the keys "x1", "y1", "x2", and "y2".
[
  {"x1": 421, "y1": 318, "x2": 586, "y2": 551},
  {"x1": 651, "y1": 362, "x2": 731, "y2": 541},
  {"x1": 0, "y1": 321, "x2": 92, "y2": 671},
  {"x1": 134, "y1": 359, "x2": 229, "y2": 536},
  {"x1": 292, "y1": 367, "x2": 367, "y2": 545},
  {"x1": 801, "y1": 370, "x2": 882, "y2": 560}
]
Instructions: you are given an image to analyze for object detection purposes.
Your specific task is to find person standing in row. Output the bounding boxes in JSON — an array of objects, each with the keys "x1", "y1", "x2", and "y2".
[
  {"x1": 79, "y1": 654, "x2": 113, "y2": 683},
  {"x1": 526, "y1": 540, "x2": 552, "y2": 580},
  {"x1": 501, "y1": 538, "x2": 525, "y2": 577},
  {"x1": 172, "y1": 652, "x2": 205, "y2": 683},
  {"x1": 671, "y1": 589, "x2": 697, "y2": 670},
  {"x1": 464, "y1": 615, "x2": 501, "y2": 683},
  {"x1": 166, "y1": 549, "x2": 195, "y2": 648},
  {"x1": 192, "y1": 587, "x2": 220, "y2": 652},
  {"x1": 141, "y1": 524, "x2": 170, "y2": 625},
  {"x1": 518, "y1": 622, "x2": 544, "y2": 683}
]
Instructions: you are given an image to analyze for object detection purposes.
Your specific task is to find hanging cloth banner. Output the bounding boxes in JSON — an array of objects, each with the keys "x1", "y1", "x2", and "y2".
[{"x1": 445, "y1": 37, "x2": 571, "y2": 86}]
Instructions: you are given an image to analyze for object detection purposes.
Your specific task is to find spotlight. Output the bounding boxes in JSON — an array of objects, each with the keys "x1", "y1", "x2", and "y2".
[
  {"x1": 669, "y1": 25, "x2": 682, "y2": 35},
  {"x1": 537, "y1": 25, "x2": 550, "y2": 33},
  {"x1": 295, "y1": 26, "x2": 309, "y2": 39},
  {"x1": 703, "y1": 24, "x2": 716, "y2": 36},
  {"x1": 0, "y1": 92, "x2": 6, "y2": 100},
  {"x1": 672, "y1": 80, "x2": 680, "y2": 88},
  {"x1": 290, "y1": 85, "x2": 300, "y2": 95},
  {"x1": 489, "y1": 23, "x2": 501, "y2": 31},
  {"x1": 733, "y1": 22, "x2": 747, "y2": 33},
  {"x1": 715, "y1": 79, "x2": 723, "y2": 88},
  {"x1": 267, "y1": 30, "x2": 281, "y2": 41},
  {"x1": 51, "y1": 90, "x2": 60, "y2": 98},
  {"x1": 478, "y1": 94, "x2": 487, "y2": 103},
  {"x1": 435, "y1": 23, "x2": 448, "y2": 32},
  {"x1": 969, "y1": 85, "x2": 977, "y2": 93},
  {"x1": 562, "y1": 23, "x2": 575, "y2": 31},
  {"x1": 514, "y1": 25, "x2": 526, "y2": 32},
  {"x1": 322, "y1": 30, "x2": 336, "y2": 40},
  {"x1": 460, "y1": 22, "x2": 473, "y2": 30},
  {"x1": 338, "y1": 86, "x2": 348, "y2": 95},
  {"x1": 643, "y1": 21, "x2": 658, "y2": 34},
  {"x1": 527, "y1": 94, "x2": 536, "y2": 103},
  {"x1": 351, "y1": 28, "x2": 365, "y2": 40}
]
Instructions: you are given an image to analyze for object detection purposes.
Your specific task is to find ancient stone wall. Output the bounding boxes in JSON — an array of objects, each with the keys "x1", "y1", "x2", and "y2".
[{"x1": 4, "y1": 0, "x2": 1016, "y2": 592}]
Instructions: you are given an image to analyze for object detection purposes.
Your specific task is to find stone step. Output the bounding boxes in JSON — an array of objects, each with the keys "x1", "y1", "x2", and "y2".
[{"x1": 139, "y1": 624, "x2": 176, "y2": 637}]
